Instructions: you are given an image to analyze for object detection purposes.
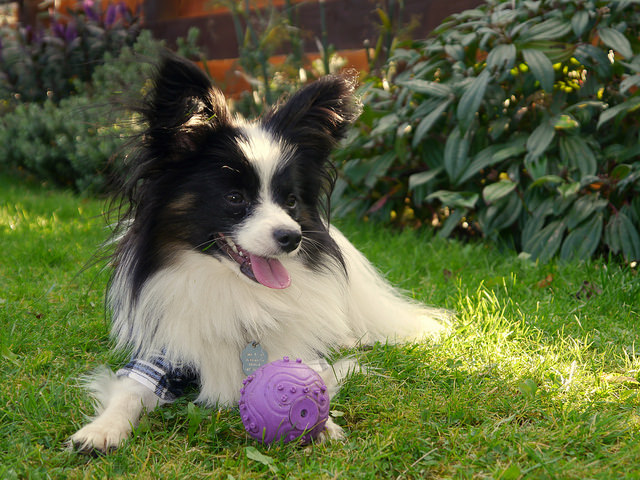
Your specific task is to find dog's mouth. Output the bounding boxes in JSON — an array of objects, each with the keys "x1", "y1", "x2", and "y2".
[{"x1": 215, "y1": 233, "x2": 291, "y2": 289}]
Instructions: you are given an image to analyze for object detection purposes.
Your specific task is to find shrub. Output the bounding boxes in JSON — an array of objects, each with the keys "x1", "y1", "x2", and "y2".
[
  {"x1": 334, "y1": 0, "x2": 640, "y2": 262},
  {"x1": 0, "y1": 30, "x2": 162, "y2": 192},
  {"x1": 0, "y1": 0, "x2": 140, "y2": 103}
]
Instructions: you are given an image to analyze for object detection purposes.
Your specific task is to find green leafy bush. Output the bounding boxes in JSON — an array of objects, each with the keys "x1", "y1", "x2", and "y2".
[
  {"x1": 0, "y1": 1, "x2": 141, "y2": 103},
  {"x1": 334, "y1": 0, "x2": 640, "y2": 262},
  {"x1": 0, "y1": 30, "x2": 162, "y2": 192}
]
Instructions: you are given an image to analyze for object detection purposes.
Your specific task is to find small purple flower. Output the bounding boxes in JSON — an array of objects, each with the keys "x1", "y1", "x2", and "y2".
[
  {"x1": 105, "y1": 4, "x2": 116, "y2": 27},
  {"x1": 83, "y1": 0, "x2": 99, "y2": 22},
  {"x1": 51, "y1": 21, "x2": 65, "y2": 39},
  {"x1": 65, "y1": 23, "x2": 78, "y2": 43},
  {"x1": 116, "y1": 1, "x2": 128, "y2": 18}
]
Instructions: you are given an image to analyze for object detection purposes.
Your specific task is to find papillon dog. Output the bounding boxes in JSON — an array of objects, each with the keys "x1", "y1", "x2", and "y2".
[{"x1": 70, "y1": 54, "x2": 446, "y2": 452}]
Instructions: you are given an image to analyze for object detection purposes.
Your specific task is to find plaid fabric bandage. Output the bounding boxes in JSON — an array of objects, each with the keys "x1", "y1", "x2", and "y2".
[{"x1": 116, "y1": 357, "x2": 196, "y2": 402}]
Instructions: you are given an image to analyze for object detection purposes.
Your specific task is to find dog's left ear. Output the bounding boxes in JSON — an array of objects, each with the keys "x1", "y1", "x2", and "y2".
[
  {"x1": 143, "y1": 53, "x2": 232, "y2": 158},
  {"x1": 263, "y1": 75, "x2": 361, "y2": 156}
]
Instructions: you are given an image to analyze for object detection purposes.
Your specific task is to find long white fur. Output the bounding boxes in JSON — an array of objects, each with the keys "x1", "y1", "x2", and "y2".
[
  {"x1": 71, "y1": 121, "x2": 448, "y2": 452},
  {"x1": 71, "y1": 368, "x2": 166, "y2": 452}
]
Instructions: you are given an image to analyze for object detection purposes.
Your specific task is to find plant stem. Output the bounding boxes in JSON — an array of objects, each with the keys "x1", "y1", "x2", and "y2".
[{"x1": 319, "y1": 0, "x2": 330, "y2": 75}]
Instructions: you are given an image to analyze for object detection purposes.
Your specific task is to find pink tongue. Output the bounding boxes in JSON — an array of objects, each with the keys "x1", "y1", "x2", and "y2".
[{"x1": 249, "y1": 254, "x2": 291, "y2": 289}]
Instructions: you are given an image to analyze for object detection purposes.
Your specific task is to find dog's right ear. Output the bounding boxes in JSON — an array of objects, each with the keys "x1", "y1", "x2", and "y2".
[{"x1": 143, "y1": 53, "x2": 231, "y2": 153}]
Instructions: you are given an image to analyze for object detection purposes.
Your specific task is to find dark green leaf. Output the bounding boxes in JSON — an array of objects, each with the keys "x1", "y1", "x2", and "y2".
[
  {"x1": 358, "y1": 103, "x2": 386, "y2": 128},
  {"x1": 438, "y1": 208, "x2": 466, "y2": 238},
  {"x1": 558, "y1": 135, "x2": 597, "y2": 177},
  {"x1": 522, "y1": 205, "x2": 551, "y2": 252},
  {"x1": 574, "y1": 44, "x2": 612, "y2": 77},
  {"x1": 597, "y1": 97, "x2": 640, "y2": 129},
  {"x1": 483, "y1": 180, "x2": 517, "y2": 204},
  {"x1": 491, "y1": 9, "x2": 517, "y2": 25},
  {"x1": 567, "y1": 100, "x2": 607, "y2": 111},
  {"x1": 443, "y1": 127, "x2": 471, "y2": 183},
  {"x1": 412, "y1": 99, "x2": 452, "y2": 147},
  {"x1": 605, "y1": 212, "x2": 640, "y2": 261},
  {"x1": 457, "y1": 69, "x2": 491, "y2": 128},
  {"x1": 523, "y1": 49, "x2": 554, "y2": 92},
  {"x1": 397, "y1": 79, "x2": 452, "y2": 98},
  {"x1": 187, "y1": 403, "x2": 206, "y2": 437},
  {"x1": 597, "y1": 27, "x2": 633, "y2": 59},
  {"x1": 479, "y1": 190, "x2": 522, "y2": 236},
  {"x1": 408, "y1": 167, "x2": 443, "y2": 190},
  {"x1": 571, "y1": 10, "x2": 590, "y2": 37},
  {"x1": 560, "y1": 213, "x2": 603, "y2": 261},
  {"x1": 411, "y1": 97, "x2": 447, "y2": 121},
  {"x1": 517, "y1": 378, "x2": 538, "y2": 399},
  {"x1": 610, "y1": 164, "x2": 632, "y2": 181},
  {"x1": 578, "y1": 175, "x2": 601, "y2": 189},
  {"x1": 458, "y1": 136, "x2": 527, "y2": 184},
  {"x1": 486, "y1": 44, "x2": 516, "y2": 71},
  {"x1": 527, "y1": 219, "x2": 568, "y2": 263},
  {"x1": 342, "y1": 159, "x2": 370, "y2": 185},
  {"x1": 620, "y1": 74, "x2": 640, "y2": 94},
  {"x1": 526, "y1": 120, "x2": 555, "y2": 161},
  {"x1": 444, "y1": 44, "x2": 465, "y2": 62},
  {"x1": 552, "y1": 114, "x2": 579, "y2": 130},
  {"x1": 395, "y1": 123, "x2": 410, "y2": 160},
  {"x1": 246, "y1": 446, "x2": 279, "y2": 473},
  {"x1": 567, "y1": 195, "x2": 608, "y2": 229},
  {"x1": 557, "y1": 182, "x2": 579, "y2": 203},
  {"x1": 426, "y1": 190, "x2": 479, "y2": 209},
  {"x1": 364, "y1": 151, "x2": 396, "y2": 188},
  {"x1": 518, "y1": 40, "x2": 575, "y2": 64},
  {"x1": 609, "y1": 143, "x2": 640, "y2": 164},
  {"x1": 520, "y1": 18, "x2": 572, "y2": 42},
  {"x1": 489, "y1": 116, "x2": 510, "y2": 140},
  {"x1": 390, "y1": 48, "x2": 421, "y2": 63},
  {"x1": 371, "y1": 113, "x2": 399, "y2": 136}
]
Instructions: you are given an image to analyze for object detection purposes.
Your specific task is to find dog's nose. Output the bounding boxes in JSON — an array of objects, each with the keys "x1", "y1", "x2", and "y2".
[{"x1": 273, "y1": 229, "x2": 302, "y2": 253}]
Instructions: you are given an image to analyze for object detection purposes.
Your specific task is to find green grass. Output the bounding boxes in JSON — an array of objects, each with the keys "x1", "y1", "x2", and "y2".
[{"x1": 1, "y1": 175, "x2": 640, "y2": 479}]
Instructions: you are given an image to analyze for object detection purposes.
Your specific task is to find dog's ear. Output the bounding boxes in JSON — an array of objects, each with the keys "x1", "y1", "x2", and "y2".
[
  {"x1": 263, "y1": 75, "x2": 361, "y2": 156},
  {"x1": 144, "y1": 53, "x2": 231, "y2": 152}
]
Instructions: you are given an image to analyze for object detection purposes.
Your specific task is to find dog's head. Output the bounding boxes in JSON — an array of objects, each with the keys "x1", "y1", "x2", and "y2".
[{"x1": 119, "y1": 54, "x2": 360, "y2": 290}]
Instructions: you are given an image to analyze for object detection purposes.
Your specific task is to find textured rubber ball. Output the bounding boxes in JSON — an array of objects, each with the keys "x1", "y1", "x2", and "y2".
[{"x1": 238, "y1": 357, "x2": 330, "y2": 444}]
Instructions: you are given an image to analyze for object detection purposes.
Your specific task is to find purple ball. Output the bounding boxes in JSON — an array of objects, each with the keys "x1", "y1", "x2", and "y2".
[{"x1": 239, "y1": 357, "x2": 330, "y2": 444}]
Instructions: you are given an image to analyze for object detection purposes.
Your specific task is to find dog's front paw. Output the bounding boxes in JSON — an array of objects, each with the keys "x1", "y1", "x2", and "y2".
[
  {"x1": 317, "y1": 417, "x2": 346, "y2": 443},
  {"x1": 69, "y1": 418, "x2": 132, "y2": 454}
]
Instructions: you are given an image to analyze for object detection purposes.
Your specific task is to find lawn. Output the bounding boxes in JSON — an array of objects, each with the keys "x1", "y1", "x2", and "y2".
[{"x1": 1, "y1": 174, "x2": 639, "y2": 479}]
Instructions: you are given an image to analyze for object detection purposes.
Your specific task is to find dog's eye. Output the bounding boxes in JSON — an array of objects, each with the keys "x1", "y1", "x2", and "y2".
[
  {"x1": 225, "y1": 192, "x2": 245, "y2": 205},
  {"x1": 285, "y1": 194, "x2": 297, "y2": 209}
]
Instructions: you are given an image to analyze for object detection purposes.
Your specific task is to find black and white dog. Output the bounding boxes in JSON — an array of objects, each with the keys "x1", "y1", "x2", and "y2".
[{"x1": 70, "y1": 54, "x2": 446, "y2": 452}]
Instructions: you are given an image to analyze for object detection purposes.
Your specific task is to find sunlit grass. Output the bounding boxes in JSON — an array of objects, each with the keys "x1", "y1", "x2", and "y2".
[{"x1": 1, "y1": 175, "x2": 639, "y2": 479}]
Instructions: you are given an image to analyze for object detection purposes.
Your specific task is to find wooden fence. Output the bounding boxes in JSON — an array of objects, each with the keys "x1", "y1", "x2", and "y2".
[{"x1": 51, "y1": 0, "x2": 482, "y2": 95}]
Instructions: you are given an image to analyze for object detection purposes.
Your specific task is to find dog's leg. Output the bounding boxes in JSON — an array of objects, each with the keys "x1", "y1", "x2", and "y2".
[
  {"x1": 318, "y1": 417, "x2": 346, "y2": 442},
  {"x1": 70, "y1": 368, "x2": 165, "y2": 453},
  {"x1": 311, "y1": 357, "x2": 359, "y2": 442},
  {"x1": 330, "y1": 228, "x2": 451, "y2": 344}
]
